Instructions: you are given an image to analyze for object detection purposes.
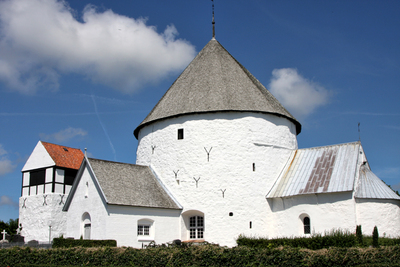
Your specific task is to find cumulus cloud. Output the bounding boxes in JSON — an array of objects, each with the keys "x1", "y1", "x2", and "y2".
[
  {"x1": 0, "y1": 144, "x2": 16, "y2": 176},
  {"x1": 269, "y1": 68, "x2": 330, "y2": 119},
  {"x1": 0, "y1": 0, "x2": 196, "y2": 94},
  {"x1": 40, "y1": 127, "x2": 87, "y2": 142},
  {"x1": 0, "y1": 195, "x2": 18, "y2": 208}
]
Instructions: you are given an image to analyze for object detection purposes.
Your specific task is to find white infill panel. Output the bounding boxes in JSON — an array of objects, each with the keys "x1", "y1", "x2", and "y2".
[
  {"x1": 55, "y1": 184, "x2": 64, "y2": 194},
  {"x1": 23, "y1": 173, "x2": 30, "y2": 186},
  {"x1": 37, "y1": 185, "x2": 44, "y2": 194},
  {"x1": 46, "y1": 168, "x2": 53, "y2": 183},
  {"x1": 30, "y1": 186, "x2": 36, "y2": 195},
  {"x1": 56, "y1": 169, "x2": 64, "y2": 183},
  {"x1": 22, "y1": 187, "x2": 29, "y2": 196},
  {"x1": 45, "y1": 184, "x2": 52, "y2": 194}
]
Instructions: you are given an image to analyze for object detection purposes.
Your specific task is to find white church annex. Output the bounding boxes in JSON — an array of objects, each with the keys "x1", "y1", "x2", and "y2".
[{"x1": 19, "y1": 37, "x2": 400, "y2": 248}]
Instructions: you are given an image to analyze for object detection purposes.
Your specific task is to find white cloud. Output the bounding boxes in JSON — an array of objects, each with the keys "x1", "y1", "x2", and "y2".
[
  {"x1": 40, "y1": 127, "x2": 87, "y2": 142},
  {"x1": 0, "y1": 144, "x2": 7, "y2": 156},
  {"x1": 0, "y1": 158, "x2": 16, "y2": 176},
  {"x1": 0, "y1": 195, "x2": 18, "y2": 208},
  {"x1": 0, "y1": 0, "x2": 196, "y2": 94},
  {"x1": 0, "y1": 144, "x2": 16, "y2": 176},
  {"x1": 269, "y1": 68, "x2": 330, "y2": 119}
]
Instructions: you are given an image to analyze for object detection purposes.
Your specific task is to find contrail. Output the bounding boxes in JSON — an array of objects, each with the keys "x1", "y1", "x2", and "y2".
[{"x1": 91, "y1": 94, "x2": 117, "y2": 161}]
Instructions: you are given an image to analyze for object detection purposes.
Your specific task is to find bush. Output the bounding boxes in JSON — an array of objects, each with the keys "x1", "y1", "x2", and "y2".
[
  {"x1": 1, "y1": 244, "x2": 400, "y2": 266},
  {"x1": 52, "y1": 236, "x2": 117, "y2": 248},
  {"x1": 373, "y1": 226, "x2": 379, "y2": 248},
  {"x1": 356, "y1": 225, "x2": 363, "y2": 246},
  {"x1": 237, "y1": 229, "x2": 356, "y2": 250}
]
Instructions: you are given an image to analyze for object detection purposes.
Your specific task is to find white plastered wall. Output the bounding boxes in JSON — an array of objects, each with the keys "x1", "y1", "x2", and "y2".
[
  {"x1": 267, "y1": 192, "x2": 356, "y2": 238},
  {"x1": 65, "y1": 164, "x2": 108, "y2": 240},
  {"x1": 107, "y1": 205, "x2": 181, "y2": 247},
  {"x1": 65, "y1": 163, "x2": 182, "y2": 247},
  {"x1": 136, "y1": 112, "x2": 298, "y2": 246},
  {"x1": 19, "y1": 194, "x2": 67, "y2": 242},
  {"x1": 355, "y1": 198, "x2": 400, "y2": 237}
]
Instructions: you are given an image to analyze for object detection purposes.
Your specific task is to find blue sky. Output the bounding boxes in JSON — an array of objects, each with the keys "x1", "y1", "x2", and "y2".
[{"x1": 0, "y1": 0, "x2": 399, "y2": 222}]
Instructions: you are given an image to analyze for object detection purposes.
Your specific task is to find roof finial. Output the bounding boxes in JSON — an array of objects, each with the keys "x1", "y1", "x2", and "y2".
[
  {"x1": 84, "y1": 148, "x2": 87, "y2": 157},
  {"x1": 212, "y1": 0, "x2": 215, "y2": 39}
]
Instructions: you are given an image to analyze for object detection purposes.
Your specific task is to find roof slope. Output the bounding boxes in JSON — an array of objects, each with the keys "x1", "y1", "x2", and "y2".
[
  {"x1": 134, "y1": 38, "x2": 301, "y2": 138},
  {"x1": 88, "y1": 158, "x2": 181, "y2": 209},
  {"x1": 356, "y1": 164, "x2": 400, "y2": 200},
  {"x1": 267, "y1": 142, "x2": 361, "y2": 198},
  {"x1": 42, "y1": 141, "x2": 84, "y2": 170}
]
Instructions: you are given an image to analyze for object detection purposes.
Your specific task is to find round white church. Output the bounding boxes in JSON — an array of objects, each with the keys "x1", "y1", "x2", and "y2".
[{"x1": 19, "y1": 37, "x2": 400, "y2": 247}]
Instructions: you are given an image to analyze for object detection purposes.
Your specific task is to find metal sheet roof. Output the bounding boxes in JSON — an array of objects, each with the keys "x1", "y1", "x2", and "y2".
[
  {"x1": 267, "y1": 142, "x2": 361, "y2": 198},
  {"x1": 356, "y1": 164, "x2": 400, "y2": 200}
]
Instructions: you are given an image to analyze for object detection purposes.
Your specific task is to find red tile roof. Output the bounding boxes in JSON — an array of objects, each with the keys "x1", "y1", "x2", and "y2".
[{"x1": 41, "y1": 141, "x2": 84, "y2": 170}]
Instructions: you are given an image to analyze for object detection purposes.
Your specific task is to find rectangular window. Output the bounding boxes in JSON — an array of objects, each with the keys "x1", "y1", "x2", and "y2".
[
  {"x1": 189, "y1": 216, "x2": 204, "y2": 239},
  {"x1": 177, "y1": 128, "x2": 184, "y2": 140},
  {"x1": 138, "y1": 225, "x2": 150, "y2": 236}
]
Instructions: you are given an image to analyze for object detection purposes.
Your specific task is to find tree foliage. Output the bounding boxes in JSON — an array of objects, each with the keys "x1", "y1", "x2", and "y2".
[{"x1": 0, "y1": 218, "x2": 18, "y2": 236}]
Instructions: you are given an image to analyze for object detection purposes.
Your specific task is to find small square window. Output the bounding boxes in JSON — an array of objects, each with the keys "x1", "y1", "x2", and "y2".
[{"x1": 177, "y1": 129, "x2": 184, "y2": 140}]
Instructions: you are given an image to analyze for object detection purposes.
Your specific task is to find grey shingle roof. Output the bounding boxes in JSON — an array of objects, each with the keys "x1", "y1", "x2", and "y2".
[
  {"x1": 88, "y1": 158, "x2": 181, "y2": 209},
  {"x1": 134, "y1": 38, "x2": 301, "y2": 138}
]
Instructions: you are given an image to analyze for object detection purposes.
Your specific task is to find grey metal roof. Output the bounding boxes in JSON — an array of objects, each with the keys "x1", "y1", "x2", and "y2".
[
  {"x1": 88, "y1": 158, "x2": 181, "y2": 209},
  {"x1": 267, "y1": 142, "x2": 361, "y2": 198},
  {"x1": 134, "y1": 38, "x2": 301, "y2": 138},
  {"x1": 355, "y1": 164, "x2": 400, "y2": 200}
]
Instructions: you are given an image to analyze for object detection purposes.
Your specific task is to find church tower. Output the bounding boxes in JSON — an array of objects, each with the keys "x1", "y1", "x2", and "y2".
[
  {"x1": 134, "y1": 38, "x2": 301, "y2": 246},
  {"x1": 19, "y1": 141, "x2": 84, "y2": 242}
]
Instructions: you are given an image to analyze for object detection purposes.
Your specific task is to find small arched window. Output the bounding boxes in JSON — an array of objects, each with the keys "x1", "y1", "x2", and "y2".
[
  {"x1": 303, "y1": 216, "x2": 311, "y2": 234},
  {"x1": 81, "y1": 212, "x2": 91, "y2": 239}
]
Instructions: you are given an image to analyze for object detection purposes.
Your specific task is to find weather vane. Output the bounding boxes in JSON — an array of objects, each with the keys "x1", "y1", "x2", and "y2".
[{"x1": 212, "y1": 0, "x2": 215, "y2": 38}]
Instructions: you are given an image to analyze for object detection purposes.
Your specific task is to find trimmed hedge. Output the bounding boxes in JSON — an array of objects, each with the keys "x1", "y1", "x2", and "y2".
[
  {"x1": 52, "y1": 237, "x2": 117, "y2": 248},
  {"x1": 237, "y1": 229, "x2": 356, "y2": 250},
  {"x1": 1, "y1": 244, "x2": 400, "y2": 266}
]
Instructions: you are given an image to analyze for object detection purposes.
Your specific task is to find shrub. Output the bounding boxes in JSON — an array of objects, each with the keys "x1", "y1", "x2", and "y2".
[
  {"x1": 237, "y1": 229, "x2": 356, "y2": 250},
  {"x1": 356, "y1": 225, "x2": 363, "y2": 246},
  {"x1": 373, "y1": 226, "x2": 379, "y2": 248}
]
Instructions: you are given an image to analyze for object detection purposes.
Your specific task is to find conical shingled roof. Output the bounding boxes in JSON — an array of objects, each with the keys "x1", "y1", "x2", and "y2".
[{"x1": 134, "y1": 38, "x2": 301, "y2": 138}]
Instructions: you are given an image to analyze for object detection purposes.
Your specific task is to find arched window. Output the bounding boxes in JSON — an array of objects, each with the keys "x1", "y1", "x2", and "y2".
[
  {"x1": 189, "y1": 216, "x2": 204, "y2": 239},
  {"x1": 81, "y1": 212, "x2": 91, "y2": 239},
  {"x1": 303, "y1": 216, "x2": 311, "y2": 234}
]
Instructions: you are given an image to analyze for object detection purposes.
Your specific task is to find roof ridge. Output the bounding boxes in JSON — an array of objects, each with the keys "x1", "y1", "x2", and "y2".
[{"x1": 298, "y1": 141, "x2": 361, "y2": 151}]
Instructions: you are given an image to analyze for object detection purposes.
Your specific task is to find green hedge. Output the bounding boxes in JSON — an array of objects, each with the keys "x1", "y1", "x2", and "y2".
[
  {"x1": 52, "y1": 237, "x2": 117, "y2": 248},
  {"x1": 1, "y1": 245, "x2": 400, "y2": 266},
  {"x1": 237, "y1": 229, "x2": 356, "y2": 250}
]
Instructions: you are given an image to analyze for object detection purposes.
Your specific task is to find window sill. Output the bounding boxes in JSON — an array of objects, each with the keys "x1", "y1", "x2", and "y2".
[{"x1": 138, "y1": 237, "x2": 154, "y2": 242}]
